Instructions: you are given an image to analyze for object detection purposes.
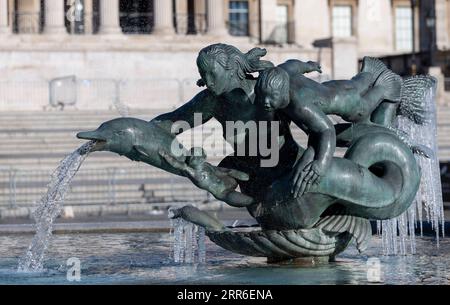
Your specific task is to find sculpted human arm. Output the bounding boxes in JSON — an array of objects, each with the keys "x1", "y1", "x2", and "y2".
[
  {"x1": 150, "y1": 89, "x2": 217, "y2": 135},
  {"x1": 283, "y1": 97, "x2": 336, "y2": 197},
  {"x1": 278, "y1": 59, "x2": 322, "y2": 76},
  {"x1": 158, "y1": 150, "x2": 254, "y2": 207}
]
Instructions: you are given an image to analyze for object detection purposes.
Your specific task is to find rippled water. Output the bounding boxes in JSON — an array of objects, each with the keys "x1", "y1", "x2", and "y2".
[{"x1": 0, "y1": 233, "x2": 448, "y2": 285}]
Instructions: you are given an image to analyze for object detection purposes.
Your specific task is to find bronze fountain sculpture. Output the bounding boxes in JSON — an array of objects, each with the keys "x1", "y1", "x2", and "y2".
[{"x1": 77, "y1": 44, "x2": 435, "y2": 264}]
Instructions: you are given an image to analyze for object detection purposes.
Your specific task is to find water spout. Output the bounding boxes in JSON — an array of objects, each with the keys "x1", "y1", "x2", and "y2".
[{"x1": 17, "y1": 141, "x2": 95, "y2": 272}]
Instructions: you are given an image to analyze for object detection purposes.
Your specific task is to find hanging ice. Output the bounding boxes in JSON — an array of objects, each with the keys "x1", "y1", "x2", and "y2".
[
  {"x1": 170, "y1": 212, "x2": 206, "y2": 264},
  {"x1": 379, "y1": 79, "x2": 445, "y2": 255}
]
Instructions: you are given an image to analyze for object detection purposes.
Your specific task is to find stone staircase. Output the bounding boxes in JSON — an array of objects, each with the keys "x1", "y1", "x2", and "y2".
[{"x1": 0, "y1": 109, "x2": 218, "y2": 209}]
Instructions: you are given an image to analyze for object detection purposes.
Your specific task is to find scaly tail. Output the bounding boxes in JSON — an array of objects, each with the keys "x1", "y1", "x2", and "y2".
[
  {"x1": 374, "y1": 69, "x2": 403, "y2": 102},
  {"x1": 397, "y1": 75, "x2": 436, "y2": 125},
  {"x1": 361, "y1": 56, "x2": 388, "y2": 83}
]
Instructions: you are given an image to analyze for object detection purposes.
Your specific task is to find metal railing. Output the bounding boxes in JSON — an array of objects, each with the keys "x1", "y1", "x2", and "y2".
[
  {"x1": 0, "y1": 166, "x2": 212, "y2": 209},
  {"x1": 0, "y1": 75, "x2": 336, "y2": 111},
  {"x1": 0, "y1": 77, "x2": 204, "y2": 111}
]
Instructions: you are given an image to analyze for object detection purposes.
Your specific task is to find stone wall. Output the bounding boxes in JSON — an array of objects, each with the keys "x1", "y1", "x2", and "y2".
[{"x1": 0, "y1": 36, "x2": 332, "y2": 111}]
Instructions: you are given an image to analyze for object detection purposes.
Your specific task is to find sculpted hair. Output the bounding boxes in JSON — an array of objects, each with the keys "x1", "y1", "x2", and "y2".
[
  {"x1": 196, "y1": 43, "x2": 274, "y2": 87},
  {"x1": 256, "y1": 67, "x2": 290, "y2": 103}
]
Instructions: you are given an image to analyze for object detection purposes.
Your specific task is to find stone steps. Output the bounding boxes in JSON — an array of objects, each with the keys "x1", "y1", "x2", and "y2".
[{"x1": 0, "y1": 107, "x2": 448, "y2": 208}]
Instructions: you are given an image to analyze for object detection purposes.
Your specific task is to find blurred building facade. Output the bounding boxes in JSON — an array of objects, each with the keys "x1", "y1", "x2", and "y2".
[{"x1": 0, "y1": 0, "x2": 449, "y2": 110}]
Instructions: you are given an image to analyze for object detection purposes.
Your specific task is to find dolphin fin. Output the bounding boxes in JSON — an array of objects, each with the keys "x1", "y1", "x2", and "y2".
[{"x1": 133, "y1": 145, "x2": 150, "y2": 158}]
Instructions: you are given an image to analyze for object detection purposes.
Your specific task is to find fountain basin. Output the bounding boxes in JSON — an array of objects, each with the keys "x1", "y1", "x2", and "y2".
[{"x1": 0, "y1": 231, "x2": 448, "y2": 285}]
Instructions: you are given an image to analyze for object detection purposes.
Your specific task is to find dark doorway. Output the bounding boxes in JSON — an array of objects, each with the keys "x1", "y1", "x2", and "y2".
[{"x1": 119, "y1": 0, "x2": 154, "y2": 34}]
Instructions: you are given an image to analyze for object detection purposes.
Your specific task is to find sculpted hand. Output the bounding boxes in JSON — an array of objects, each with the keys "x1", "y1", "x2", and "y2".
[
  {"x1": 158, "y1": 149, "x2": 250, "y2": 203},
  {"x1": 158, "y1": 149, "x2": 195, "y2": 177},
  {"x1": 291, "y1": 148, "x2": 324, "y2": 198}
]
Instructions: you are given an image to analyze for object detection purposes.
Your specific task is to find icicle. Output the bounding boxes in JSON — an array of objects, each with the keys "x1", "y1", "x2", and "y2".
[
  {"x1": 197, "y1": 227, "x2": 206, "y2": 263},
  {"x1": 379, "y1": 82, "x2": 444, "y2": 255},
  {"x1": 169, "y1": 210, "x2": 206, "y2": 264}
]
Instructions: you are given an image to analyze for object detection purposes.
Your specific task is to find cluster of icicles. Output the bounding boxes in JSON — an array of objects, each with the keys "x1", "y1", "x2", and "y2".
[
  {"x1": 377, "y1": 85, "x2": 445, "y2": 255},
  {"x1": 170, "y1": 214, "x2": 206, "y2": 264}
]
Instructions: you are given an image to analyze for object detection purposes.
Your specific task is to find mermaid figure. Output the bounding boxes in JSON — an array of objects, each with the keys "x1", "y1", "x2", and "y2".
[{"x1": 78, "y1": 44, "x2": 435, "y2": 262}]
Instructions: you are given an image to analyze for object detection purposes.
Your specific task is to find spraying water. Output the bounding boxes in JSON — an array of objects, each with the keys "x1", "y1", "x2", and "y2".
[
  {"x1": 17, "y1": 141, "x2": 95, "y2": 272},
  {"x1": 169, "y1": 212, "x2": 206, "y2": 264},
  {"x1": 378, "y1": 82, "x2": 445, "y2": 255}
]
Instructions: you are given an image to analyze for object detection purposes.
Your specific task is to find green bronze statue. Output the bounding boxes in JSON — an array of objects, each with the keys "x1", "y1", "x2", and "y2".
[{"x1": 77, "y1": 43, "x2": 435, "y2": 263}]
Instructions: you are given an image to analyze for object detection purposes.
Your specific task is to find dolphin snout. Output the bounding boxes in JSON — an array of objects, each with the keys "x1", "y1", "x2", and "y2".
[
  {"x1": 77, "y1": 130, "x2": 104, "y2": 141},
  {"x1": 77, "y1": 130, "x2": 107, "y2": 152}
]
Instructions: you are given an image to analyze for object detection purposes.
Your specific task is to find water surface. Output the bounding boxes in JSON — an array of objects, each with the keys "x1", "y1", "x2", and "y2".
[{"x1": 0, "y1": 233, "x2": 448, "y2": 284}]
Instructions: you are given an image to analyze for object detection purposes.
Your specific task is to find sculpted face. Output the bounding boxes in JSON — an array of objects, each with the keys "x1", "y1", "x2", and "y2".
[
  {"x1": 257, "y1": 88, "x2": 289, "y2": 112},
  {"x1": 198, "y1": 59, "x2": 231, "y2": 96}
]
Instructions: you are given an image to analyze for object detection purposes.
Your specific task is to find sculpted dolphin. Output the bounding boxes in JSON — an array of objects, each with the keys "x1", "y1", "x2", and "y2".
[
  {"x1": 77, "y1": 117, "x2": 190, "y2": 177},
  {"x1": 77, "y1": 117, "x2": 254, "y2": 207}
]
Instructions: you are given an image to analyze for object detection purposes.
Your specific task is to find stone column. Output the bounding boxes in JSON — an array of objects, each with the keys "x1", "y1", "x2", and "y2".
[
  {"x1": 99, "y1": 0, "x2": 121, "y2": 34},
  {"x1": 84, "y1": 0, "x2": 94, "y2": 34},
  {"x1": 207, "y1": 0, "x2": 227, "y2": 36},
  {"x1": 153, "y1": 0, "x2": 175, "y2": 35},
  {"x1": 435, "y1": 0, "x2": 449, "y2": 50},
  {"x1": 0, "y1": 0, "x2": 10, "y2": 34},
  {"x1": 44, "y1": 0, "x2": 66, "y2": 34}
]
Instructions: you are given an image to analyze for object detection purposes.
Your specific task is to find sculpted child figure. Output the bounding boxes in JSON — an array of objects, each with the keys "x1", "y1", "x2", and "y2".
[{"x1": 158, "y1": 147, "x2": 255, "y2": 208}]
